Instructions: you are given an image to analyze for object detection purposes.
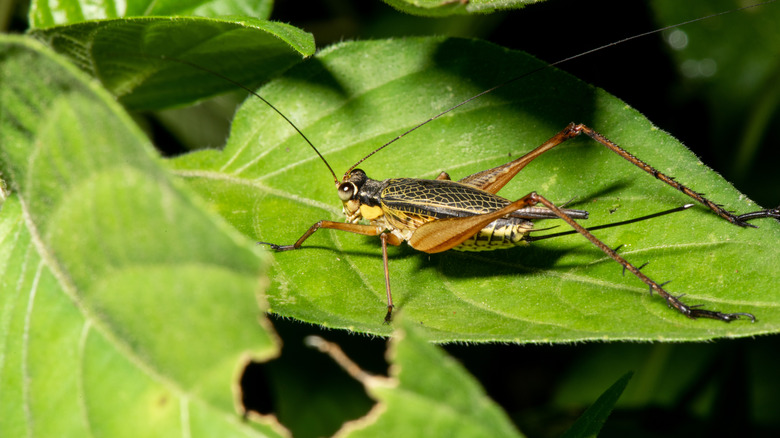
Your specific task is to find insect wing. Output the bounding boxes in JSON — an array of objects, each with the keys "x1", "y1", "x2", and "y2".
[{"x1": 380, "y1": 178, "x2": 511, "y2": 219}]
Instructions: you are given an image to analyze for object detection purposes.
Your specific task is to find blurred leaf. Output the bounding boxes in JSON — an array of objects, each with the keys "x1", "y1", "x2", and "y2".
[
  {"x1": 318, "y1": 319, "x2": 524, "y2": 437},
  {"x1": 382, "y1": 0, "x2": 539, "y2": 17},
  {"x1": 169, "y1": 37, "x2": 780, "y2": 341},
  {"x1": 30, "y1": 17, "x2": 315, "y2": 110},
  {"x1": 29, "y1": 0, "x2": 274, "y2": 27},
  {"x1": 561, "y1": 372, "x2": 632, "y2": 438},
  {"x1": 650, "y1": 0, "x2": 780, "y2": 190},
  {"x1": 0, "y1": 35, "x2": 282, "y2": 437}
]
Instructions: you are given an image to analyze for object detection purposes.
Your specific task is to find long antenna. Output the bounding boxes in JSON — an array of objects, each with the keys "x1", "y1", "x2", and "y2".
[
  {"x1": 345, "y1": 0, "x2": 776, "y2": 174},
  {"x1": 154, "y1": 56, "x2": 341, "y2": 185}
]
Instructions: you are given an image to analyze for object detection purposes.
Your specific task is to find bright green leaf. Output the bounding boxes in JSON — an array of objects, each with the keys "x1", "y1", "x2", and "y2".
[
  {"x1": 170, "y1": 37, "x2": 780, "y2": 342},
  {"x1": 29, "y1": 0, "x2": 274, "y2": 28},
  {"x1": 0, "y1": 35, "x2": 283, "y2": 437},
  {"x1": 29, "y1": 17, "x2": 315, "y2": 110}
]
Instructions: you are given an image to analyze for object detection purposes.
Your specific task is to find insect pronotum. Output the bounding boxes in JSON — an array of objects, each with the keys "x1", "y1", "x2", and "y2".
[{"x1": 189, "y1": 2, "x2": 780, "y2": 324}]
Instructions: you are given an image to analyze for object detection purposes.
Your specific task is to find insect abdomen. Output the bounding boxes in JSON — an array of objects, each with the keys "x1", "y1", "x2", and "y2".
[{"x1": 453, "y1": 218, "x2": 534, "y2": 252}]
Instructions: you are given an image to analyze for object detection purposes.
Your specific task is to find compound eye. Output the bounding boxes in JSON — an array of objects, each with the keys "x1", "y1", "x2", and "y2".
[{"x1": 337, "y1": 182, "x2": 356, "y2": 201}]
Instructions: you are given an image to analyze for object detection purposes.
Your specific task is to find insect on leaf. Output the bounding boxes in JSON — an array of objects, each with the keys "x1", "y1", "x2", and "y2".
[{"x1": 171, "y1": 37, "x2": 780, "y2": 342}]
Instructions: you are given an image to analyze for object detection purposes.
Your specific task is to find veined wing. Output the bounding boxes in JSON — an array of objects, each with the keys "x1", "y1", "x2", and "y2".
[
  {"x1": 379, "y1": 178, "x2": 511, "y2": 219},
  {"x1": 379, "y1": 178, "x2": 587, "y2": 220}
]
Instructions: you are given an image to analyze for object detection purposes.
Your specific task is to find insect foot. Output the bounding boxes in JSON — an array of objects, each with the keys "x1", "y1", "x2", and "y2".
[
  {"x1": 568, "y1": 124, "x2": 779, "y2": 228},
  {"x1": 666, "y1": 294, "x2": 757, "y2": 323},
  {"x1": 257, "y1": 242, "x2": 294, "y2": 251},
  {"x1": 526, "y1": 192, "x2": 758, "y2": 323},
  {"x1": 735, "y1": 205, "x2": 780, "y2": 224}
]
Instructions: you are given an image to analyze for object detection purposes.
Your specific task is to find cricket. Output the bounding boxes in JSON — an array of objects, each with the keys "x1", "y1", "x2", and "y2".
[{"x1": 209, "y1": 3, "x2": 780, "y2": 324}]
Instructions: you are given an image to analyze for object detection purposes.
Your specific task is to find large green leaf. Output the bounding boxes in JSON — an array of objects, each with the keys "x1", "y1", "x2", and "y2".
[
  {"x1": 169, "y1": 37, "x2": 780, "y2": 342},
  {"x1": 0, "y1": 36, "x2": 282, "y2": 437},
  {"x1": 29, "y1": 17, "x2": 315, "y2": 110},
  {"x1": 29, "y1": 0, "x2": 274, "y2": 28}
]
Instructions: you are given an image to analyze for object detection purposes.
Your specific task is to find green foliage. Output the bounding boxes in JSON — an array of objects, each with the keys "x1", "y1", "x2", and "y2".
[
  {"x1": 560, "y1": 372, "x2": 631, "y2": 438},
  {"x1": 29, "y1": 17, "x2": 315, "y2": 110},
  {"x1": 651, "y1": 0, "x2": 780, "y2": 195},
  {"x1": 335, "y1": 318, "x2": 526, "y2": 437},
  {"x1": 29, "y1": 0, "x2": 274, "y2": 27},
  {"x1": 0, "y1": 36, "x2": 280, "y2": 437},
  {"x1": 382, "y1": 0, "x2": 542, "y2": 16},
  {"x1": 1, "y1": 0, "x2": 779, "y2": 437}
]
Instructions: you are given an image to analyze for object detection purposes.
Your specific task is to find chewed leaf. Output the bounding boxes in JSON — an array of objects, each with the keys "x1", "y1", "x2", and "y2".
[
  {"x1": 321, "y1": 319, "x2": 524, "y2": 437},
  {"x1": 0, "y1": 36, "x2": 282, "y2": 436},
  {"x1": 171, "y1": 37, "x2": 780, "y2": 342}
]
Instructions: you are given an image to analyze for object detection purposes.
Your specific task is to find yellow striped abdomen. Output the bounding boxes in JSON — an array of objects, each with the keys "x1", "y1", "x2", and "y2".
[{"x1": 452, "y1": 218, "x2": 533, "y2": 252}]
